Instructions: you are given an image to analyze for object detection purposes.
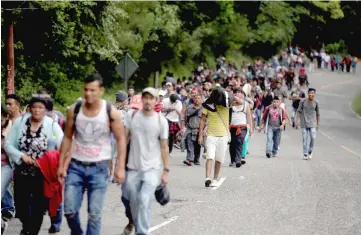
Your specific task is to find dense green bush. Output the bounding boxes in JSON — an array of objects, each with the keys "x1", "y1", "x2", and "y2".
[{"x1": 2, "y1": 0, "x2": 358, "y2": 111}]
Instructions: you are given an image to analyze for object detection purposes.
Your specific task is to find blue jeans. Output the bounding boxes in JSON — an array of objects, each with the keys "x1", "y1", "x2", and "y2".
[
  {"x1": 242, "y1": 127, "x2": 250, "y2": 158},
  {"x1": 266, "y1": 126, "x2": 281, "y2": 154},
  {"x1": 229, "y1": 128, "x2": 247, "y2": 163},
  {"x1": 291, "y1": 107, "x2": 297, "y2": 125},
  {"x1": 126, "y1": 169, "x2": 161, "y2": 235},
  {"x1": 302, "y1": 128, "x2": 316, "y2": 155},
  {"x1": 49, "y1": 204, "x2": 63, "y2": 233},
  {"x1": 254, "y1": 109, "x2": 262, "y2": 127},
  {"x1": 64, "y1": 160, "x2": 110, "y2": 235},
  {"x1": 1, "y1": 164, "x2": 15, "y2": 219},
  {"x1": 185, "y1": 133, "x2": 201, "y2": 162}
]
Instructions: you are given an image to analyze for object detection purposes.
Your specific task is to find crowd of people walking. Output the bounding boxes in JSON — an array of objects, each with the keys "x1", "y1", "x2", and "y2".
[{"x1": 1, "y1": 45, "x2": 355, "y2": 235}]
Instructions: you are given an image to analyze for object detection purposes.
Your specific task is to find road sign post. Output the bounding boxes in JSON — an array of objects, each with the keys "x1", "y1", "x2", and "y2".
[{"x1": 115, "y1": 51, "x2": 139, "y2": 91}]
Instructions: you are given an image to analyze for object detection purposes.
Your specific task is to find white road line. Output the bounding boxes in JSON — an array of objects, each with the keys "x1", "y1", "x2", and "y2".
[
  {"x1": 149, "y1": 216, "x2": 179, "y2": 233},
  {"x1": 319, "y1": 130, "x2": 333, "y2": 141},
  {"x1": 211, "y1": 177, "x2": 226, "y2": 190},
  {"x1": 340, "y1": 145, "x2": 361, "y2": 159},
  {"x1": 319, "y1": 129, "x2": 361, "y2": 159},
  {"x1": 348, "y1": 101, "x2": 361, "y2": 119}
]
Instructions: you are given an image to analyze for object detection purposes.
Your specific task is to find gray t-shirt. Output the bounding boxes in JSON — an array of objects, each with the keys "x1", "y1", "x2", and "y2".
[
  {"x1": 125, "y1": 111, "x2": 169, "y2": 171},
  {"x1": 297, "y1": 99, "x2": 319, "y2": 128},
  {"x1": 273, "y1": 88, "x2": 288, "y2": 100}
]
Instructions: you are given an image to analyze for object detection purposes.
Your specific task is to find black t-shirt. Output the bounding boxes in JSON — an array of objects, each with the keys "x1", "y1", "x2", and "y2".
[
  {"x1": 262, "y1": 93, "x2": 273, "y2": 108},
  {"x1": 290, "y1": 90, "x2": 305, "y2": 109}
]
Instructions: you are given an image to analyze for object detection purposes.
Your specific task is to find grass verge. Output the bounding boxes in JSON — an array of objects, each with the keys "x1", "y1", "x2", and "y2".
[{"x1": 351, "y1": 92, "x2": 361, "y2": 117}]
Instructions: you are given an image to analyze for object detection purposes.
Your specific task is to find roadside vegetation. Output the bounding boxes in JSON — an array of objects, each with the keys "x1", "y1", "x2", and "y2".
[
  {"x1": 1, "y1": 1, "x2": 360, "y2": 112},
  {"x1": 352, "y1": 92, "x2": 361, "y2": 117}
]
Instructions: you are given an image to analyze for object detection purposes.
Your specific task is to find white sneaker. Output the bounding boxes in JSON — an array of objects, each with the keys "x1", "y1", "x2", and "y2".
[
  {"x1": 211, "y1": 179, "x2": 219, "y2": 187},
  {"x1": 303, "y1": 155, "x2": 309, "y2": 160},
  {"x1": 308, "y1": 153, "x2": 313, "y2": 159}
]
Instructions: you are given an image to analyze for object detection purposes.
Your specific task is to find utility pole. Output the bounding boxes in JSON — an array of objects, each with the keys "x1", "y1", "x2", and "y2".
[{"x1": 6, "y1": 24, "x2": 15, "y2": 95}]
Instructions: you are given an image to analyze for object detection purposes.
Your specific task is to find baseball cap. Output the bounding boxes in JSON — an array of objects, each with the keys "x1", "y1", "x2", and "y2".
[
  {"x1": 142, "y1": 87, "x2": 159, "y2": 99},
  {"x1": 159, "y1": 90, "x2": 167, "y2": 96},
  {"x1": 165, "y1": 82, "x2": 173, "y2": 87},
  {"x1": 115, "y1": 90, "x2": 128, "y2": 102}
]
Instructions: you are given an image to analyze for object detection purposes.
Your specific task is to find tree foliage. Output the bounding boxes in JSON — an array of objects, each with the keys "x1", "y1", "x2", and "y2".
[{"x1": 1, "y1": 0, "x2": 358, "y2": 110}]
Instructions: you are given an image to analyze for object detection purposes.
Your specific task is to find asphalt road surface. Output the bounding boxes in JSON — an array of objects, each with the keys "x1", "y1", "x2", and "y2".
[{"x1": 6, "y1": 67, "x2": 361, "y2": 235}]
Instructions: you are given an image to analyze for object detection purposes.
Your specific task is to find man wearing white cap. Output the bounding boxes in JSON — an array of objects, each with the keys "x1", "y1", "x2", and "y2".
[{"x1": 125, "y1": 87, "x2": 170, "y2": 235}]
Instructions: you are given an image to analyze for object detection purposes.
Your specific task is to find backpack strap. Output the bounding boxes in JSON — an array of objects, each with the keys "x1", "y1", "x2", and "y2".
[
  {"x1": 279, "y1": 107, "x2": 283, "y2": 123},
  {"x1": 106, "y1": 101, "x2": 114, "y2": 122},
  {"x1": 73, "y1": 101, "x2": 82, "y2": 131},
  {"x1": 74, "y1": 100, "x2": 113, "y2": 131},
  {"x1": 59, "y1": 117, "x2": 64, "y2": 130},
  {"x1": 242, "y1": 102, "x2": 247, "y2": 114}
]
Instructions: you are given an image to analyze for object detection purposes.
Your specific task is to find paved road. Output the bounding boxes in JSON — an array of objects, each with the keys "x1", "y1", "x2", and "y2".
[{"x1": 6, "y1": 67, "x2": 361, "y2": 235}]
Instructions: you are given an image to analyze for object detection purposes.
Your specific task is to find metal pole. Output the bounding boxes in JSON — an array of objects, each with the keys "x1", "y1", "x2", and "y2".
[
  {"x1": 124, "y1": 52, "x2": 128, "y2": 91},
  {"x1": 6, "y1": 24, "x2": 15, "y2": 95},
  {"x1": 155, "y1": 71, "x2": 159, "y2": 88}
]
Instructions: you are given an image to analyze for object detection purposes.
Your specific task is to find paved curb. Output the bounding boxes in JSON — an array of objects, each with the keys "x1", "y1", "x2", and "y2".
[{"x1": 349, "y1": 99, "x2": 361, "y2": 119}]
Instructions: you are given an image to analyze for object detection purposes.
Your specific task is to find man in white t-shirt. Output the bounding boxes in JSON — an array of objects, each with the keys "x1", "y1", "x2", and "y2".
[
  {"x1": 162, "y1": 94, "x2": 183, "y2": 154},
  {"x1": 125, "y1": 87, "x2": 169, "y2": 235}
]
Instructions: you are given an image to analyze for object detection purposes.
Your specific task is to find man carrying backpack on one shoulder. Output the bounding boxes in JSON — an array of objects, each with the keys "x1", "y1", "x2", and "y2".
[{"x1": 57, "y1": 73, "x2": 127, "y2": 235}]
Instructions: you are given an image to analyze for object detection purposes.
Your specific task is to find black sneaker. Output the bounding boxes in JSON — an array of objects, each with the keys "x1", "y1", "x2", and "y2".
[
  {"x1": 229, "y1": 162, "x2": 235, "y2": 167},
  {"x1": 1, "y1": 211, "x2": 14, "y2": 222},
  {"x1": 266, "y1": 153, "x2": 271, "y2": 158},
  {"x1": 236, "y1": 162, "x2": 242, "y2": 168},
  {"x1": 241, "y1": 159, "x2": 246, "y2": 164},
  {"x1": 194, "y1": 161, "x2": 200, "y2": 165},
  {"x1": 123, "y1": 223, "x2": 134, "y2": 235},
  {"x1": 205, "y1": 178, "x2": 212, "y2": 187},
  {"x1": 48, "y1": 226, "x2": 60, "y2": 234}
]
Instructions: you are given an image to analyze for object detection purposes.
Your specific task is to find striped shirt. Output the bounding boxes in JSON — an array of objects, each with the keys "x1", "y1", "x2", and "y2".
[{"x1": 202, "y1": 105, "x2": 229, "y2": 137}]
